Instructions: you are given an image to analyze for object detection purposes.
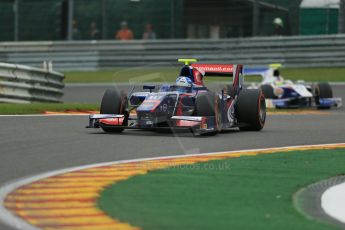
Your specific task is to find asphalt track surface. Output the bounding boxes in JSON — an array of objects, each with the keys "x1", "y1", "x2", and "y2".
[{"x1": 0, "y1": 84, "x2": 344, "y2": 230}]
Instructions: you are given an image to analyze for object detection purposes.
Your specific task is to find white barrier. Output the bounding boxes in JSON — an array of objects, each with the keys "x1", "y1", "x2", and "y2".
[{"x1": 0, "y1": 62, "x2": 64, "y2": 103}]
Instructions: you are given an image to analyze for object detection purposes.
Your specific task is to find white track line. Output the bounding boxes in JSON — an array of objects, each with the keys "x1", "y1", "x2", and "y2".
[
  {"x1": 0, "y1": 143, "x2": 344, "y2": 230},
  {"x1": 322, "y1": 182, "x2": 345, "y2": 224}
]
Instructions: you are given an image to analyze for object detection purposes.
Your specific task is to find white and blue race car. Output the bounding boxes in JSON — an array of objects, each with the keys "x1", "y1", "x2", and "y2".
[{"x1": 246, "y1": 65, "x2": 342, "y2": 109}]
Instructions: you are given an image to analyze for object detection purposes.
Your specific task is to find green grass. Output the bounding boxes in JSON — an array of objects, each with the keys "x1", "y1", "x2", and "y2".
[
  {"x1": 98, "y1": 148, "x2": 345, "y2": 230},
  {"x1": 64, "y1": 67, "x2": 345, "y2": 83},
  {"x1": 64, "y1": 67, "x2": 178, "y2": 83},
  {"x1": 280, "y1": 67, "x2": 345, "y2": 82},
  {"x1": 0, "y1": 103, "x2": 99, "y2": 115}
]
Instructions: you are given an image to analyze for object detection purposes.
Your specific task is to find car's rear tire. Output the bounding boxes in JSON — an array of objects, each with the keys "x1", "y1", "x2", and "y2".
[
  {"x1": 314, "y1": 83, "x2": 333, "y2": 109},
  {"x1": 100, "y1": 88, "x2": 127, "y2": 133},
  {"x1": 260, "y1": 84, "x2": 276, "y2": 99},
  {"x1": 237, "y1": 89, "x2": 266, "y2": 131},
  {"x1": 194, "y1": 92, "x2": 218, "y2": 136}
]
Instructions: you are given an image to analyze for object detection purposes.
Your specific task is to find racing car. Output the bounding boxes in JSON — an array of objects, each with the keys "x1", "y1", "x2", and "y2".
[
  {"x1": 87, "y1": 59, "x2": 266, "y2": 136},
  {"x1": 246, "y1": 64, "x2": 342, "y2": 109}
]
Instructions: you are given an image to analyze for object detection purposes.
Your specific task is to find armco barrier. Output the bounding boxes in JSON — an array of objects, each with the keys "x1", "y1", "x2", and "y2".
[
  {"x1": 0, "y1": 35, "x2": 345, "y2": 71},
  {"x1": 0, "y1": 62, "x2": 64, "y2": 103}
]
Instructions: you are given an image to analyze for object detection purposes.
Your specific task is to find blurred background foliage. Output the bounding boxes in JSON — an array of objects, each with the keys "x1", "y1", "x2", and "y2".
[{"x1": 0, "y1": 0, "x2": 342, "y2": 41}]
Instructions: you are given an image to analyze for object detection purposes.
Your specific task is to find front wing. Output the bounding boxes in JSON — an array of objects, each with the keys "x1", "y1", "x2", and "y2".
[
  {"x1": 265, "y1": 97, "x2": 342, "y2": 109},
  {"x1": 86, "y1": 114, "x2": 218, "y2": 135}
]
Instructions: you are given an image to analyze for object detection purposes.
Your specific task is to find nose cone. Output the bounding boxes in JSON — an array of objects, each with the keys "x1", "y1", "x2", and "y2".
[
  {"x1": 137, "y1": 93, "x2": 165, "y2": 112},
  {"x1": 137, "y1": 100, "x2": 161, "y2": 112}
]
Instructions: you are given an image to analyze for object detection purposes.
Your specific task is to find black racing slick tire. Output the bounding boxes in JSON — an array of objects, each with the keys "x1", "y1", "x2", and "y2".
[
  {"x1": 260, "y1": 84, "x2": 276, "y2": 99},
  {"x1": 100, "y1": 88, "x2": 127, "y2": 133},
  {"x1": 195, "y1": 92, "x2": 216, "y2": 117},
  {"x1": 237, "y1": 89, "x2": 266, "y2": 131},
  {"x1": 314, "y1": 83, "x2": 333, "y2": 109},
  {"x1": 194, "y1": 92, "x2": 218, "y2": 136}
]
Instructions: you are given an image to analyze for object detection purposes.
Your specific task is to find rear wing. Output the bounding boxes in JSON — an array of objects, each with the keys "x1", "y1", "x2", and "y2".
[
  {"x1": 244, "y1": 67, "x2": 270, "y2": 77},
  {"x1": 191, "y1": 64, "x2": 234, "y2": 76},
  {"x1": 191, "y1": 63, "x2": 244, "y2": 91},
  {"x1": 243, "y1": 64, "x2": 282, "y2": 79}
]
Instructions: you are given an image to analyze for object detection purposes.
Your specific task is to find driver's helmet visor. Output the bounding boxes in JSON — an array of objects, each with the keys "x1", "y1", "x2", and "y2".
[{"x1": 176, "y1": 76, "x2": 193, "y2": 87}]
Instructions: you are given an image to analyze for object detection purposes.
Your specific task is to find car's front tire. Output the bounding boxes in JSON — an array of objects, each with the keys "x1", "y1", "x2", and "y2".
[
  {"x1": 260, "y1": 84, "x2": 277, "y2": 99},
  {"x1": 100, "y1": 88, "x2": 127, "y2": 133},
  {"x1": 194, "y1": 92, "x2": 218, "y2": 136},
  {"x1": 314, "y1": 83, "x2": 333, "y2": 109}
]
